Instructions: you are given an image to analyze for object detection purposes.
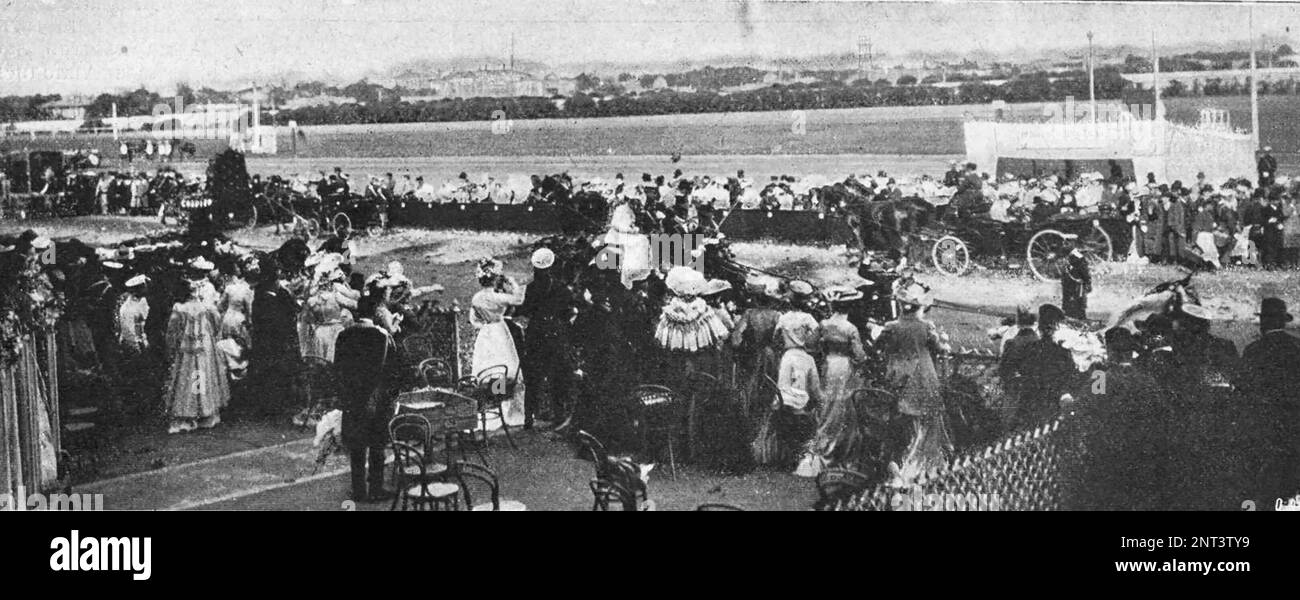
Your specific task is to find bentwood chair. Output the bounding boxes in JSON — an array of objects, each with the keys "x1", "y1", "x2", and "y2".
[
  {"x1": 390, "y1": 442, "x2": 460, "y2": 511},
  {"x1": 467, "y1": 365, "x2": 520, "y2": 450},
  {"x1": 453, "y1": 461, "x2": 527, "y2": 511},
  {"x1": 575, "y1": 430, "x2": 649, "y2": 505},
  {"x1": 387, "y1": 414, "x2": 451, "y2": 510},
  {"x1": 629, "y1": 384, "x2": 683, "y2": 481},
  {"x1": 417, "y1": 358, "x2": 454, "y2": 389}
]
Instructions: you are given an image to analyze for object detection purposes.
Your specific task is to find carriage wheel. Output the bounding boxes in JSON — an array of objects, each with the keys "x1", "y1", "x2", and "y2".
[
  {"x1": 332, "y1": 212, "x2": 352, "y2": 235},
  {"x1": 1081, "y1": 221, "x2": 1114, "y2": 265},
  {"x1": 1026, "y1": 229, "x2": 1068, "y2": 281},
  {"x1": 931, "y1": 235, "x2": 970, "y2": 276}
]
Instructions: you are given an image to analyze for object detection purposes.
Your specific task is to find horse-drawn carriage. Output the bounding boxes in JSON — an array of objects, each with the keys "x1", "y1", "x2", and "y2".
[
  {"x1": 838, "y1": 181, "x2": 1124, "y2": 282},
  {"x1": 924, "y1": 212, "x2": 1118, "y2": 281}
]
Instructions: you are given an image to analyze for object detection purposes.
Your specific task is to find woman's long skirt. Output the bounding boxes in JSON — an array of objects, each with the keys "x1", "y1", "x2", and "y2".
[
  {"x1": 164, "y1": 341, "x2": 230, "y2": 419},
  {"x1": 309, "y1": 322, "x2": 345, "y2": 363},
  {"x1": 471, "y1": 320, "x2": 526, "y2": 428}
]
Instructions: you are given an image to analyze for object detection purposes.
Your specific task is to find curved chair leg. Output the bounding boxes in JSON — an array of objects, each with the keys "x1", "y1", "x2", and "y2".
[{"x1": 499, "y1": 410, "x2": 518, "y2": 450}]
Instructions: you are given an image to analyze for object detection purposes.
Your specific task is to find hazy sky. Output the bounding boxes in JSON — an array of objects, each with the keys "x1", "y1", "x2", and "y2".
[{"x1": 2, "y1": 0, "x2": 1299, "y2": 95}]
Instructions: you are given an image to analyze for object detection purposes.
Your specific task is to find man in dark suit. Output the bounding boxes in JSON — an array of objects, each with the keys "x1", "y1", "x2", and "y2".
[
  {"x1": 517, "y1": 248, "x2": 578, "y2": 430},
  {"x1": 1141, "y1": 192, "x2": 1166, "y2": 261},
  {"x1": 249, "y1": 257, "x2": 301, "y2": 416},
  {"x1": 1235, "y1": 297, "x2": 1300, "y2": 505},
  {"x1": 1162, "y1": 193, "x2": 1186, "y2": 265},
  {"x1": 1257, "y1": 146, "x2": 1278, "y2": 188},
  {"x1": 1005, "y1": 304, "x2": 1078, "y2": 430},
  {"x1": 1242, "y1": 192, "x2": 1272, "y2": 266},
  {"x1": 335, "y1": 295, "x2": 400, "y2": 502},
  {"x1": 997, "y1": 309, "x2": 1038, "y2": 428},
  {"x1": 1060, "y1": 237, "x2": 1091, "y2": 320}
]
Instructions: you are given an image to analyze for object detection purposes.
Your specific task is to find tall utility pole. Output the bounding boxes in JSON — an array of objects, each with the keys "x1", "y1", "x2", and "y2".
[
  {"x1": 1088, "y1": 31, "x2": 1097, "y2": 124},
  {"x1": 1251, "y1": 5, "x2": 1261, "y2": 149},
  {"x1": 1152, "y1": 31, "x2": 1162, "y2": 121}
]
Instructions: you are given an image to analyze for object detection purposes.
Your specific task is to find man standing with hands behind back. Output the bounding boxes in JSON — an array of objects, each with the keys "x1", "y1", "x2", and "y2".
[{"x1": 335, "y1": 294, "x2": 400, "y2": 503}]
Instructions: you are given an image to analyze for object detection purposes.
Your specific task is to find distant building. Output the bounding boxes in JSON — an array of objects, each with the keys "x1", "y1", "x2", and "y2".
[
  {"x1": 396, "y1": 66, "x2": 576, "y2": 99},
  {"x1": 40, "y1": 96, "x2": 92, "y2": 121}
]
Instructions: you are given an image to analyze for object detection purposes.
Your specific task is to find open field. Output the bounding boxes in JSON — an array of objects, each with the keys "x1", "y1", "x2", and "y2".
[{"x1": 9, "y1": 95, "x2": 1300, "y2": 172}]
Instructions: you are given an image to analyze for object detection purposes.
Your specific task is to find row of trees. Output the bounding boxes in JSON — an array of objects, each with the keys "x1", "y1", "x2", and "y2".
[
  {"x1": 270, "y1": 68, "x2": 1151, "y2": 125},
  {"x1": 1162, "y1": 76, "x2": 1300, "y2": 97},
  {"x1": 1122, "y1": 46, "x2": 1296, "y2": 73},
  {"x1": 0, "y1": 94, "x2": 61, "y2": 122},
  {"x1": 12, "y1": 64, "x2": 1300, "y2": 129}
]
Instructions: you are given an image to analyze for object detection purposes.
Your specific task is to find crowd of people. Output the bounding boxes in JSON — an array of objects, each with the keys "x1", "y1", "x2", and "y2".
[
  {"x1": 995, "y1": 289, "x2": 1300, "y2": 510},
  {"x1": 5, "y1": 150, "x2": 1300, "y2": 508},
  {"x1": 0, "y1": 225, "x2": 440, "y2": 441}
]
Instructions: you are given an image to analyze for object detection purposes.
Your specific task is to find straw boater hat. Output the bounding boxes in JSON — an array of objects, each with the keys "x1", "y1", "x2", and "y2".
[
  {"x1": 188, "y1": 256, "x2": 215, "y2": 271},
  {"x1": 125, "y1": 274, "x2": 148, "y2": 288},
  {"x1": 531, "y1": 248, "x2": 555, "y2": 270},
  {"x1": 102, "y1": 261, "x2": 124, "y2": 271},
  {"x1": 822, "y1": 285, "x2": 864, "y2": 304}
]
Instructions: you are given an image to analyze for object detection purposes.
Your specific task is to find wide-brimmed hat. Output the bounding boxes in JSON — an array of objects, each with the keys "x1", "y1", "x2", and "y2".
[
  {"x1": 665, "y1": 266, "x2": 706, "y2": 296},
  {"x1": 1258, "y1": 297, "x2": 1293, "y2": 322},
  {"x1": 1178, "y1": 303, "x2": 1212, "y2": 322},
  {"x1": 188, "y1": 256, "x2": 215, "y2": 271},
  {"x1": 823, "y1": 285, "x2": 864, "y2": 304},
  {"x1": 787, "y1": 279, "x2": 815, "y2": 297},
  {"x1": 102, "y1": 260, "x2": 124, "y2": 270},
  {"x1": 698, "y1": 279, "x2": 732, "y2": 297},
  {"x1": 125, "y1": 274, "x2": 148, "y2": 288},
  {"x1": 314, "y1": 252, "x2": 344, "y2": 276},
  {"x1": 530, "y1": 248, "x2": 555, "y2": 270}
]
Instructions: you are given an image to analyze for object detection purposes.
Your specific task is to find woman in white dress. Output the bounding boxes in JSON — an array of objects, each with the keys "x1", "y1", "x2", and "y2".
[
  {"x1": 163, "y1": 280, "x2": 230, "y2": 433},
  {"x1": 469, "y1": 258, "x2": 527, "y2": 428},
  {"x1": 218, "y1": 261, "x2": 254, "y2": 348},
  {"x1": 305, "y1": 268, "x2": 357, "y2": 363}
]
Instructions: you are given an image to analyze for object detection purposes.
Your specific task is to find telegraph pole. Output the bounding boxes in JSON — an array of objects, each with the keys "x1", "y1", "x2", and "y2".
[
  {"x1": 1152, "y1": 31, "x2": 1162, "y2": 121},
  {"x1": 1088, "y1": 31, "x2": 1096, "y2": 124},
  {"x1": 1251, "y1": 5, "x2": 1261, "y2": 149}
]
